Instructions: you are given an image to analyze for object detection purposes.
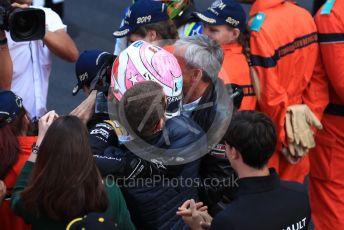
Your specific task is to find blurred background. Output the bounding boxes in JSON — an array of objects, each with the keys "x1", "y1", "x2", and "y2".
[{"x1": 47, "y1": 0, "x2": 314, "y2": 114}]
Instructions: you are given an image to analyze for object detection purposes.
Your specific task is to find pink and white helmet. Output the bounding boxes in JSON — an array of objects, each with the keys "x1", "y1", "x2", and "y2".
[{"x1": 111, "y1": 40, "x2": 183, "y2": 118}]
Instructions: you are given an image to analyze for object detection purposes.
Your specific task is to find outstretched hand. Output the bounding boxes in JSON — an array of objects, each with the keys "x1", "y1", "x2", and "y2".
[{"x1": 70, "y1": 90, "x2": 97, "y2": 125}]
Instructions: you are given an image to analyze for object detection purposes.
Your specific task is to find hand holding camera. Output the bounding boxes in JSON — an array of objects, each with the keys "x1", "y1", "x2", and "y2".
[{"x1": 0, "y1": 0, "x2": 45, "y2": 41}]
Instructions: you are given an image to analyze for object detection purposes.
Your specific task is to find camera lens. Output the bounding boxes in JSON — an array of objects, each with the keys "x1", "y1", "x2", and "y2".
[
  {"x1": 11, "y1": 11, "x2": 39, "y2": 39},
  {"x1": 9, "y1": 8, "x2": 45, "y2": 42}
]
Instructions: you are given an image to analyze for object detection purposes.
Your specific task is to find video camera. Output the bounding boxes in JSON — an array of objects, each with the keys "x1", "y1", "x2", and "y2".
[{"x1": 0, "y1": 0, "x2": 45, "y2": 42}]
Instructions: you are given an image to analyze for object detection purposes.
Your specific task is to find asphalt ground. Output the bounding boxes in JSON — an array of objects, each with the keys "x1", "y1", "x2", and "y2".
[{"x1": 47, "y1": 0, "x2": 314, "y2": 114}]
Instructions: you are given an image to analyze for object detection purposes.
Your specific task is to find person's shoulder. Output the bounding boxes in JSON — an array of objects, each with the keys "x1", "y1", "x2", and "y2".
[
  {"x1": 31, "y1": 6, "x2": 64, "y2": 26},
  {"x1": 31, "y1": 6, "x2": 55, "y2": 15},
  {"x1": 211, "y1": 206, "x2": 236, "y2": 230},
  {"x1": 279, "y1": 180, "x2": 309, "y2": 206},
  {"x1": 315, "y1": 0, "x2": 343, "y2": 20},
  {"x1": 164, "y1": 115, "x2": 207, "y2": 150},
  {"x1": 166, "y1": 116, "x2": 204, "y2": 136},
  {"x1": 280, "y1": 180, "x2": 308, "y2": 195}
]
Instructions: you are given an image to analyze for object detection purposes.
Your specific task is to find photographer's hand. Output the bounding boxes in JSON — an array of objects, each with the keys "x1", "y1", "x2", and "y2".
[
  {"x1": 11, "y1": 3, "x2": 29, "y2": 9},
  {"x1": 70, "y1": 90, "x2": 97, "y2": 125}
]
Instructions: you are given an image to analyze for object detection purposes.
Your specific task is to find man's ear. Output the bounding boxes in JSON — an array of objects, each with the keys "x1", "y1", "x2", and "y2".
[
  {"x1": 225, "y1": 143, "x2": 239, "y2": 160},
  {"x1": 232, "y1": 147, "x2": 241, "y2": 160},
  {"x1": 190, "y1": 68, "x2": 203, "y2": 84},
  {"x1": 228, "y1": 147, "x2": 241, "y2": 162}
]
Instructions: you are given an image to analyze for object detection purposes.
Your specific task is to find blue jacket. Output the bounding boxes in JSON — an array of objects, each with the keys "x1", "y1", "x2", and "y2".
[{"x1": 92, "y1": 116, "x2": 206, "y2": 229}]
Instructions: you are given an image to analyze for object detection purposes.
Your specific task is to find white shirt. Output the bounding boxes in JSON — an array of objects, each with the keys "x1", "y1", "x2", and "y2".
[{"x1": 6, "y1": 6, "x2": 66, "y2": 119}]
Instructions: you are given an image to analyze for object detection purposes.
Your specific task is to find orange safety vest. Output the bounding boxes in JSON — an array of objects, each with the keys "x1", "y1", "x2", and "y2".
[
  {"x1": 248, "y1": 0, "x2": 329, "y2": 183},
  {"x1": 309, "y1": 1, "x2": 344, "y2": 229},
  {"x1": 0, "y1": 136, "x2": 37, "y2": 230},
  {"x1": 219, "y1": 43, "x2": 257, "y2": 110}
]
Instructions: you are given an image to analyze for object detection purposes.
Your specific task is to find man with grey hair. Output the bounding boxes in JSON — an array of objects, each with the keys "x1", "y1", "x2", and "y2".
[
  {"x1": 173, "y1": 35, "x2": 238, "y2": 215},
  {"x1": 174, "y1": 35, "x2": 224, "y2": 130}
]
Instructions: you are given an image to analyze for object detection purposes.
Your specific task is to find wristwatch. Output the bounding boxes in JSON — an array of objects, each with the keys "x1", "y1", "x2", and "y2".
[
  {"x1": 28, "y1": 143, "x2": 40, "y2": 163},
  {"x1": 31, "y1": 143, "x2": 40, "y2": 155}
]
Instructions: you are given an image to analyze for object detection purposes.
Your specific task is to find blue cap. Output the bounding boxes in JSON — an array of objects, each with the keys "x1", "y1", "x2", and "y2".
[
  {"x1": 194, "y1": 0, "x2": 246, "y2": 32},
  {"x1": 113, "y1": 0, "x2": 169, "y2": 38},
  {"x1": 72, "y1": 50, "x2": 115, "y2": 96},
  {"x1": 0, "y1": 91, "x2": 23, "y2": 128}
]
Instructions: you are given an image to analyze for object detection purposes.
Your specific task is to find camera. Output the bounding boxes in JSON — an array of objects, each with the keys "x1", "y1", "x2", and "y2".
[
  {"x1": 93, "y1": 55, "x2": 117, "y2": 116},
  {"x1": 0, "y1": 1, "x2": 45, "y2": 42}
]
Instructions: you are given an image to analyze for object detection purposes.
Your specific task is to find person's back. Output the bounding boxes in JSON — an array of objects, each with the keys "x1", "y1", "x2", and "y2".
[
  {"x1": 211, "y1": 110, "x2": 311, "y2": 229},
  {"x1": 123, "y1": 118, "x2": 203, "y2": 229},
  {"x1": 177, "y1": 111, "x2": 311, "y2": 230},
  {"x1": 247, "y1": 0, "x2": 329, "y2": 183},
  {"x1": 212, "y1": 171, "x2": 310, "y2": 229},
  {"x1": 116, "y1": 81, "x2": 205, "y2": 229},
  {"x1": 251, "y1": 1, "x2": 317, "y2": 86},
  {"x1": 309, "y1": 1, "x2": 344, "y2": 229},
  {"x1": 11, "y1": 114, "x2": 134, "y2": 230}
]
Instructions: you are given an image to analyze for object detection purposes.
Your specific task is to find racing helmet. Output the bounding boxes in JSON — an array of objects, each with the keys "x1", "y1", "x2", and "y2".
[
  {"x1": 111, "y1": 40, "x2": 183, "y2": 118},
  {"x1": 163, "y1": 0, "x2": 191, "y2": 19}
]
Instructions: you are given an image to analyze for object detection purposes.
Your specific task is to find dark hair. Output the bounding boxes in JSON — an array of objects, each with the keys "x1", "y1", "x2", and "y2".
[
  {"x1": 0, "y1": 125, "x2": 19, "y2": 180},
  {"x1": 10, "y1": 107, "x2": 28, "y2": 136},
  {"x1": 223, "y1": 110, "x2": 276, "y2": 169},
  {"x1": 238, "y1": 28, "x2": 261, "y2": 101},
  {"x1": 132, "y1": 19, "x2": 179, "y2": 46},
  {"x1": 21, "y1": 116, "x2": 108, "y2": 221},
  {"x1": 121, "y1": 81, "x2": 166, "y2": 138},
  {"x1": 0, "y1": 108, "x2": 27, "y2": 180}
]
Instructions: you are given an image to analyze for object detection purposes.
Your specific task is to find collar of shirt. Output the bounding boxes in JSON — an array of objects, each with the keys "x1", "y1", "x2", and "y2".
[
  {"x1": 221, "y1": 43, "x2": 243, "y2": 54},
  {"x1": 182, "y1": 97, "x2": 202, "y2": 117},
  {"x1": 249, "y1": 0, "x2": 285, "y2": 17},
  {"x1": 235, "y1": 168, "x2": 280, "y2": 196}
]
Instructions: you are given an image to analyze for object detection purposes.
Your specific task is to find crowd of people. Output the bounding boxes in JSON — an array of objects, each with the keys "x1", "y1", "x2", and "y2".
[{"x1": 0, "y1": 0, "x2": 343, "y2": 229}]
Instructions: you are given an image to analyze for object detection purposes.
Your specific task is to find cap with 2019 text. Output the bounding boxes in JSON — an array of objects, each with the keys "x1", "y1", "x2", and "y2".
[
  {"x1": 113, "y1": 0, "x2": 169, "y2": 38},
  {"x1": 194, "y1": 0, "x2": 246, "y2": 32}
]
